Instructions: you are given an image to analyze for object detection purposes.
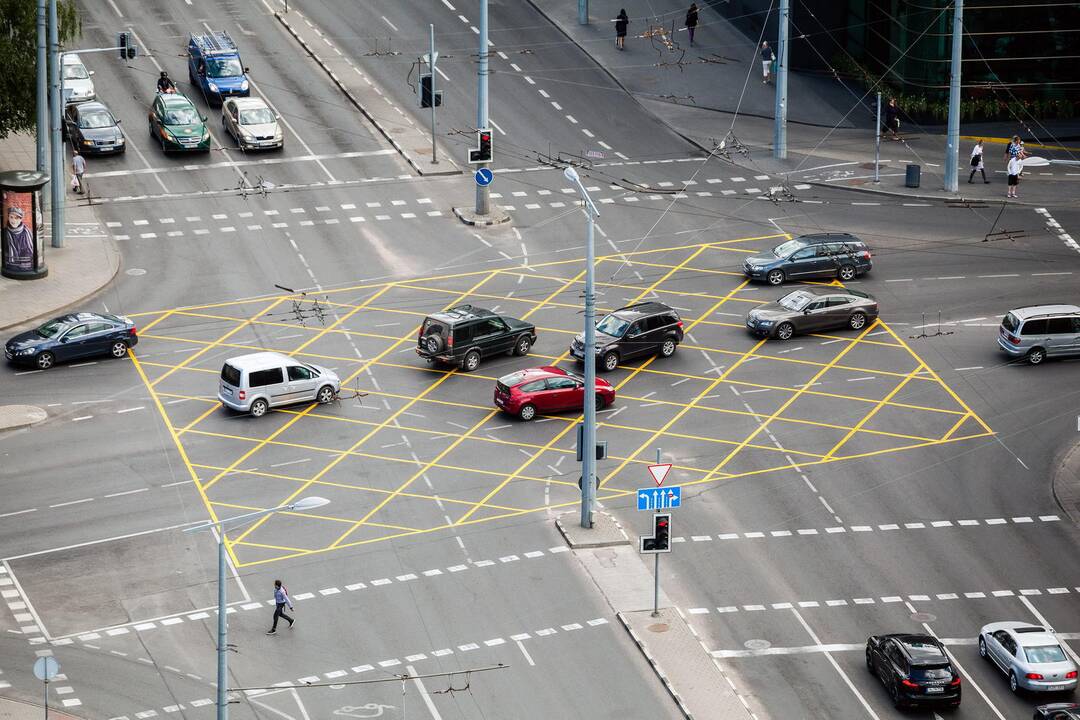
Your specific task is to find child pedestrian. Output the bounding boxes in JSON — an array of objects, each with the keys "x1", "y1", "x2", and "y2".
[
  {"x1": 614, "y1": 9, "x2": 629, "y2": 51},
  {"x1": 760, "y1": 41, "x2": 774, "y2": 83},
  {"x1": 266, "y1": 579, "x2": 294, "y2": 634},
  {"x1": 1007, "y1": 154, "x2": 1021, "y2": 198},
  {"x1": 685, "y1": 4, "x2": 698, "y2": 46},
  {"x1": 884, "y1": 98, "x2": 900, "y2": 141},
  {"x1": 71, "y1": 149, "x2": 86, "y2": 194},
  {"x1": 968, "y1": 139, "x2": 989, "y2": 183}
]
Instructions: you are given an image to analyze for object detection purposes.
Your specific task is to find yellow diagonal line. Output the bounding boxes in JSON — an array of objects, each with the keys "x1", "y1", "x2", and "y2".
[
  {"x1": 941, "y1": 412, "x2": 971, "y2": 441},
  {"x1": 820, "y1": 363, "x2": 922, "y2": 461},
  {"x1": 289, "y1": 283, "x2": 395, "y2": 357}
]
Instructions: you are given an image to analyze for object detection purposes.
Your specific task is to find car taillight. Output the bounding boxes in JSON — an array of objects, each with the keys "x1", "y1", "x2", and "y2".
[
  {"x1": 1005, "y1": 331, "x2": 1020, "y2": 344},
  {"x1": 1067, "y1": 671, "x2": 1078, "y2": 679},
  {"x1": 238, "y1": 390, "x2": 246, "y2": 400},
  {"x1": 858, "y1": 250, "x2": 870, "y2": 258},
  {"x1": 418, "y1": 325, "x2": 423, "y2": 338},
  {"x1": 1026, "y1": 673, "x2": 1044, "y2": 680},
  {"x1": 677, "y1": 320, "x2": 684, "y2": 328},
  {"x1": 447, "y1": 334, "x2": 453, "y2": 348},
  {"x1": 130, "y1": 326, "x2": 138, "y2": 336},
  {"x1": 950, "y1": 676, "x2": 961, "y2": 686},
  {"x1": 900, "y1": 679, "x2": 920, "y2": 689}
]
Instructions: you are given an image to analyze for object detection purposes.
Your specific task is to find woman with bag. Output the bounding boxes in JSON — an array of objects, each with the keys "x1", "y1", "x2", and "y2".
[
  {"x1": 614, "y1": 9, "x2": 629, "y2": 51},
  {"x1": 968, "y1": 140, "x2": 989, "y2": 183}
]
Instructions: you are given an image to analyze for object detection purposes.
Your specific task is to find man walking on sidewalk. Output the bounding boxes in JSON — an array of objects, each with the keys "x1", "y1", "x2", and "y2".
[
  {"x1": 266, "y1": 579, "x2": 294, "y2": 634},
  {"x1": 71, "y1": 149, "x2": 86, "y2": 194},
  {"x1": 761, "y1": 41, "x2": 774, "y2": 83}
]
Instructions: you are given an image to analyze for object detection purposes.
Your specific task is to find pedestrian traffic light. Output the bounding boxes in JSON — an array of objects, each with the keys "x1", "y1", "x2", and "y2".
[
  {"x1": 117, "y1": 31, "x2": 137, "y2": 60},
  {"x1": 419, "y1": 74, "x2": 442, "y2": 108},
  {"x1": 641, "y1": 513, "x2": 671, "y2": 553},
  {"x1": 468, "y1": 128, "x2": 492, "y2": 164}
]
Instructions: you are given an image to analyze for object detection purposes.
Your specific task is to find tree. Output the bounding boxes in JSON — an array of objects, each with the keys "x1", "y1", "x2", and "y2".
[{"x1": 0, "y1": 0, "x2": 80, "y2": 139}]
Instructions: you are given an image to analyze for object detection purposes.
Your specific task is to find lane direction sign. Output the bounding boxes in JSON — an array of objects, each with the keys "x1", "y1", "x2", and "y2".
[
  {"x1": 474, "y1": 167, "x2": 494, "y2": 187},
  {"x1": 648, "y1": 463, "x2": 672, "y2": 486},
  {"x1": 637, "y1": 485, "x2": 681, "y2": 510}
]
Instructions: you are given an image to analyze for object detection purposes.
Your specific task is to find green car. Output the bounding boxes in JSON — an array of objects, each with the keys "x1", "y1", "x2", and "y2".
[{"x1": 148, "y1": 93, "x2": 210, "y2": 152}]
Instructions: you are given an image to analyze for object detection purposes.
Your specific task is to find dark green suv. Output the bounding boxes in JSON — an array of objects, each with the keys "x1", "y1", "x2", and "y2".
[{"x1": 416, "y1": 305, "x2": 537, "y2": 372}]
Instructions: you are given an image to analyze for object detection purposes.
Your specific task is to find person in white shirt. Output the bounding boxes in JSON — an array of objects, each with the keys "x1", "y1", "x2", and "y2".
[
  {"x1": 968, "y1": 140, "x2": 989, "y2": 184},
  {"x1": 1007, "y1": 154, "x2": 1021, "y2": 198}
]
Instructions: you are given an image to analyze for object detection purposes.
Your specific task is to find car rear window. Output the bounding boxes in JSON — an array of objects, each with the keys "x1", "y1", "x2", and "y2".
[
  {"x1": 1022, "y1": 318, "x2": 1048, "y2": 335},
  {"x1": 497, "y1": 371, "x2": 527, "y2": 391},
  {"x1": 910, "y1": 664, "x2": 952, "y2": 681},
  {"x1": 1025, "y1": 645, "x2": 1067, "y2": 663},
  {"x1": 1001, "y1": 312, "x2": 1020, "y2": 333},
  {"x1": 221, "y1": 363, "x2": 241, "y2": 386},
  {"x1": 249, "y1": 367, "x2": 284, "y2": 387},
  {"x1": 421, "y1": 318, "x2": 449, "y2": 337}
]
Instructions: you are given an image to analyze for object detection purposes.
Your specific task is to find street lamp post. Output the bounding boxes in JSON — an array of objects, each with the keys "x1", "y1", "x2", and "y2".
[
  {"x1": 564, "y1": 166, "x2": 599, "y2": 529},
  {"x1": 184, "y1": 496, "x2": 330, "y2": 720}
]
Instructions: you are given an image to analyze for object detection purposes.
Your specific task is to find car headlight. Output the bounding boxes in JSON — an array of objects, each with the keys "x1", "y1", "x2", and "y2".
[
  {"x1": 273, "y1": 127, "x2": 283, "y2": 138},
  {"x1": 208, "y1": 82, "x2": 219, "y2": 92},
  {"x1": 240, "y1": 79, "x2": 249, "y2": 91},
  {"x1": 757, "y1": 320, "x2": 774, "y2": 326},
  {"x1": 82, "y1": 139, "x2": 93, "y2": 146},
  {"x1": 201, "y1": 127, "x2": 210, "y2": 140},
  {"x1": 16, "y1": 347, "x2": 38, "y2": 356}
]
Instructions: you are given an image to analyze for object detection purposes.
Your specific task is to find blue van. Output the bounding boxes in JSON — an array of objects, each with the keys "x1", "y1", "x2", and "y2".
[{"x1": 187, "y1": 30, "x2": 249, "y2": 105}]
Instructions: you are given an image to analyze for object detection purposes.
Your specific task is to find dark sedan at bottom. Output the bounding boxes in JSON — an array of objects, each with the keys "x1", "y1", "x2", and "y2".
[
  {"x1": 746, "y1": 286, "x2": 879, "y2": 340},
  {"x1": 866, "y1": 634, "x2": 962, "y2": 709},
  {"x1": 1035, "y1": 703, "x2": 1080, "y2": 719},
  {"x1": 494, "y1": 366, "x2": 615, "y2": 421},
  {"x1": 5, "y1": 312, "x2": 137, "y2": 370}
]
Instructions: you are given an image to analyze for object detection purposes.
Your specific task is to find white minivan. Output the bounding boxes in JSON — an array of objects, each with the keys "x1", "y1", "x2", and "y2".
[{"x1": 218, "y1": 352, "x2": 340, "y2": 417}]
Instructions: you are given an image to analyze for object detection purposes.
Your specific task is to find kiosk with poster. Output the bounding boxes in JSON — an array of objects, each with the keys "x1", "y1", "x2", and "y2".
[{"x1": 0, "y1": 170, "x2": 49, "y2": 280}]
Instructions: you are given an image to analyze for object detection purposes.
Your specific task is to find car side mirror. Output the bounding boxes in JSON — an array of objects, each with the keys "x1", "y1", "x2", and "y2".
[
  {"x1": 200, "y1": 114, "x2": 207, "y2": 122},
  {"x1": 804, "y1": 309, "x2": 812, "y2": 314},
  {"x1": 89, "y1": 70, "x2": 95, "y2": 76},
  {"x1": 115, "y1": 118, "x2": 121, "y2": 124},
  {"x1": 244, "y1": 67, "x2": 250, "y2": 73},
  {"x1": 59, "y1": 337, "x2": 68, "y2": 343}
]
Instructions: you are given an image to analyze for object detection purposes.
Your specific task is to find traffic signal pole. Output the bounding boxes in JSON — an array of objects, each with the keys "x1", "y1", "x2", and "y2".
[
  {"x1": 944, "y1": 0, "x2": 963, "y2": 192},
  {"x1": 36, "y1": 0, "x2": 47, "y2": 173},
  {"x1": 429, "y1": 25, "x2": 437, "y2": 164},
  {"x1": 772, "y1": 0, "x2": 789, "y2": 160},
  {"x1": 474, "y1": 0, "x2": 490, "y2": 216},
  {"x1": 48, "y1": 0, "x2": 63, "y2": 248},
  {"x1": 652, "y1": 447, "x2": 661, "y2": 617}
]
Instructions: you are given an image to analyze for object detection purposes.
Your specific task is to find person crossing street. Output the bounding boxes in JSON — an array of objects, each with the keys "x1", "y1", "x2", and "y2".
[{"x1": 266, "y1": 579, "x2": 294, "y2": 634}]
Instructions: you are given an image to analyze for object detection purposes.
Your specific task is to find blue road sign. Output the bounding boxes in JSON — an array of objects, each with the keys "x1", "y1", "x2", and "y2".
[
  {"x1": 637, "y1": 485, "x2": 681, "y2": 511},
  {"x1": 474, "y1": 167, "x2": 494, "y2": 187}
]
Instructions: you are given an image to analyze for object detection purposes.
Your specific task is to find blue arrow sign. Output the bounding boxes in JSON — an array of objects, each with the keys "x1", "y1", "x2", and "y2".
[
  {"x1": 474, "y1": 167, "x2": 494, "y2": 187},
  {"x1": 637, "y1": 485, "x2": 681, "y2": 511}
]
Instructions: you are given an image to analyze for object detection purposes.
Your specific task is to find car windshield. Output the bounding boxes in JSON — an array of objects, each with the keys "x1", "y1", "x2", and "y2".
[
  {"x1": 206, "y1": 57, "x2": 243, "y2": 78},
  {"x1": 63, "y1": 64, "x2": 89, "y2": 80},
  {"x1": 165, "y1": 107, "x2": 199, "y2": 125},
  {"x1": 777, "y1": 291, "x2": 813, "y2": 311},
  {"x1": 239, "y1": 108, "x2": 275, "y2": 126},
  {"x1": 773, "y1": 239, "x2": 806, "y2": 257},
  {"x1": 79, "y1": 111, "x2": 114, "y2": 129},
  {"x1": 1025, "y1": 645, "x2": 1068, "y2": 663},
  {"x1": 596, "y1": 315, "x2": 630, "y2": 337},
  {"x1": 36, "y1": 319, "x2": 66, "y2": 338}
]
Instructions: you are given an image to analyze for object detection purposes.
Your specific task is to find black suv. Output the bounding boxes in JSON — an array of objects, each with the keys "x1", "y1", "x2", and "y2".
[
  {"x1": 569, "y1": 302, "x2": 684, "y2": 372},
  {"x1": 416, "y1": 305, "x2": 537, "y2": 372},
  {"x1": 866, "y1": 634, "x2": 961, "y2": 709},
  {"x1": 743, "y1": 232, "x2": 873, "y2": 285}
]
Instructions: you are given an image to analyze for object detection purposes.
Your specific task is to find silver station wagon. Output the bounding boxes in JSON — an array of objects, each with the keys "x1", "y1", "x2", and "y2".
[
  {"x1": 218, "y1": 352, "x2": 340, "y2": 417},
  {"x1": 999, "y1": 304, "x2": 1080, "y2": 365}
]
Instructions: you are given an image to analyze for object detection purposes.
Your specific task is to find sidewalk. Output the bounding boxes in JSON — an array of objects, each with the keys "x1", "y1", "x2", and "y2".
[
  {"x1": 0, "y1": 133, "x2": 120, "y2": 332},
  {"x1": 0, "y1": 696, "x2": 80, "y2": 720}
]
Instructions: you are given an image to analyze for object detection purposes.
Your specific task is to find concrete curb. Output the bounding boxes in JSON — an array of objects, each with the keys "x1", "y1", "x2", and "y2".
[
  {"x1": 273, "y1": 12, "x2": 459, "y2": 178},
  {"x1": 0, "y1": 405, "x2": 48, "y2": 431},
  {"x1": 791, "y1": 175, "x2": 1052, "y2": 207},
  {"x1": 617, "y1": 611, "x2": 695, "y2": 720},
  {"x1": 0, "y1": 697, "x2": 82, "y2": 720},
  {"x1": 555, "y1": 510, "x2": 631, "y2": 548},
  {"x1": 1052, "y1": 438, "x2": 1080, "y2": 524},
  {"x1": 451, "y1": 206, "x2": 511, "y2": 226}
]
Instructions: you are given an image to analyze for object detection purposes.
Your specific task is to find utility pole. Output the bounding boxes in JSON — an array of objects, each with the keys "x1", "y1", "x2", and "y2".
[
  {"x1": 874, "y1": 92, "x2": 881, "y2": 183},
  {"x1": 474, "y1": 0, "x2": 490, "y2": 216},
  {"x1": 36, "y1": 0, "x2": 48, "y2": 173},
  {"x1": 944, "y1": 0, "x2": 963, "y2": 192},
  {"x1": 772, "y1": 0, "x2": 790, "y2": 160},
  {"x1": 429, "y1": 24, "x2": 438, "y2": 164},
  {"x1": 48, "y1": 0, "x2": 63, "y2": 248},
  {"x1": 578, "y1": 0, "x2": 588, "y2": 25}
]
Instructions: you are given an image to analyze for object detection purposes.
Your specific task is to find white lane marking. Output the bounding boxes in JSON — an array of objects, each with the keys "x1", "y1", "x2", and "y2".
[
  {"x1": 791, "y1": 609, "x2": 880, "y2": 719},
  {"x1": 117, "y1": 406, "x2": 145, "y2": 414},
  {"x1": 441, "y1": 0, "x2": 455, "y2": 8},
  {"x1": 516, "y1": 640, "x2": 536, "y2": 666},
  {"x1": 85, "y1": 149, "x2": 393, "y2": 179},
  {"x1": 381, "y1": 16, "x2": 399, "y2": 32},
  {"x1": 104, "y1": 488, "x2": 149, "y2": 498},
  {"x1": 107, "y1": 0, "x2": 123, "y2": 16},
  {"x1": 49, "y1": 498, "x2": 94, "y2": 508}
]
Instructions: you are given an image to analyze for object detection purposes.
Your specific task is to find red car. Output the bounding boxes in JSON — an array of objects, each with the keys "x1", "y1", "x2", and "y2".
[{"x1": 494, "y1": 366, "x2": 616, "y2": 421}]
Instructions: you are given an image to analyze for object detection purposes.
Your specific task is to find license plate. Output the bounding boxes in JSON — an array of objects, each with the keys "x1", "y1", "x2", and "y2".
[{"x1": 925, "y1": 687, "x2": 944, "y2": 694}]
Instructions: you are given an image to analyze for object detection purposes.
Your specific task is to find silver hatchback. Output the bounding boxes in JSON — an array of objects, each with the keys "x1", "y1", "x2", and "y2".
[
  {"x1": 978, "y1": 622, "x2": 1078, "y2": 694},
  {"x1": 218, "y1": 352, "x2": 340, "y2": 417},
  {"x1": 999, "y1": 305, "x2": 1080, "y2": 365}
]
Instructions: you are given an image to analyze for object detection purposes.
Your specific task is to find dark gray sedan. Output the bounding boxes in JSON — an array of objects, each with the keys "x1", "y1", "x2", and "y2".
[
  {"x1": 5, "y1": 312, "x2": 138, "y2": 370},
  {"x1": 63, "y1": 101, "x2": 125, "y2": 155},
  {"x1": 745, "y1": 287, "x2": 879, "y2": 340}
]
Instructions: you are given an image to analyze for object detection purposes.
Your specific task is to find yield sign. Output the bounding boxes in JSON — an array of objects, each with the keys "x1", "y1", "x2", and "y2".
[{"x1": 648, "y1": 463, "x2": 672, "y2": 486}]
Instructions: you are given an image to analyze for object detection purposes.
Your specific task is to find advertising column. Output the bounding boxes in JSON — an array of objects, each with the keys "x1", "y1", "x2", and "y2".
[{"x1": 0, "y1": 170, "x2": 49, "y2": 280}]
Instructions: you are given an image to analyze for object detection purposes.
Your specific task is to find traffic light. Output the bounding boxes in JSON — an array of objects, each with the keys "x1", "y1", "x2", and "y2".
[
  {"x1": 419, "y1": 74, "x2": 442, "y2": 108},
  {"x1": 640, "y1": 513, "x2": 671, "y2": 553},
  {"x1": 117, "y1": 31, "x2": 137, "y2": 60},
  {"x1": 575, "y1": 423, "x2": 607, "y2": 461},
  {"x1": 468, "y1": 128, "x2": 492, "y2": 164}
]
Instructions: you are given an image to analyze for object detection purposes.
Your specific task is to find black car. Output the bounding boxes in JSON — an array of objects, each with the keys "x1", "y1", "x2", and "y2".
[
  {"x1": 745, "y1": 287, "x2": 879, "y2": 340},
  {"x1": 569, "y1": 301, "x2": 684, "y2": 372},
  {"x1": 416, "y1": 305, "x2": 536, "y2": 372},
  {"x1": 866, "y1": 634, "x2": 961, "y2": 709},
  {"x1": 743, "y1": 232, "x2": 873, "y2": 285},
  {"x1": 1035, "y1": 703, "x2": 1080, "y2": 719},
  {"x1": 63, "y1": 101, "x2": 125, "y2": 155},
  {"x1": 5, "y1": 312, "x2": 138, "y2": 370}
]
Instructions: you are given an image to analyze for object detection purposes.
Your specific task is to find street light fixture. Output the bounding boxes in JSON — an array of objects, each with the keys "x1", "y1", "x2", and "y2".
[
  {"x1": 184, "y1": 496, "x2": 330, "y2": 720},
  {"x1": 564, "y1": 165, "x2": 599, "y2": 529}
]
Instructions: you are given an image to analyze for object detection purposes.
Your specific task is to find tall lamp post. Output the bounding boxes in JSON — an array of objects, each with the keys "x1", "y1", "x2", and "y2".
[
  {"x1": 564, "y1": 166, "x2": 599, "y2": 529},
  {"x1": 184, "y1": 496, "x2": 330, "y2": 720}
]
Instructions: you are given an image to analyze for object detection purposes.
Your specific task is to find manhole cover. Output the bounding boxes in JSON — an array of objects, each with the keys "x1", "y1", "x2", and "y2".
[
  {"x1": 126, "y1": 267, "x2": 146, "y2": 276},
  {"x1": 910, "y1": 612, "x2": 936, "y2": 623},
  {"x1": 744, "y1": 639, "x2": 771, "y2": 650},
  {"x1": 647, "y1": 623, "x2": 670, "y2": 633}
]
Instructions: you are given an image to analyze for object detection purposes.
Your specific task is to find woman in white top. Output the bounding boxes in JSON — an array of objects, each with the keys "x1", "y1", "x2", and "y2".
[
  {"x1": 1007, "y1": 155, "x2": 1021, "y2": 198},
  {"x1": 968, "y1": 140, "x2": 989, "y2": 184}
]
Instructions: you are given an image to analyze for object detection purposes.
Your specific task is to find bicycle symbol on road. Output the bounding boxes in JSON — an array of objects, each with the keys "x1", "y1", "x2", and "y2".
[{"x1": 333, "y1": 703, "x2": 396, "y2": 718}]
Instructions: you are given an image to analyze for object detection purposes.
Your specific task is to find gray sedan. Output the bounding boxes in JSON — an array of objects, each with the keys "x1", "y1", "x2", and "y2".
[
  {"x1": 979, "y1": 621, "x2": 1078, "y2": 694},
  {"x1": 745, "y1": 286, "x2": 879, "y2": 340}
]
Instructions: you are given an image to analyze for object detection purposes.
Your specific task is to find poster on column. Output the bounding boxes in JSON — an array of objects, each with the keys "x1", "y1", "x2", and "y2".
[{"x1": 2, "y1": 189, "x2": 42, "y2": 274}]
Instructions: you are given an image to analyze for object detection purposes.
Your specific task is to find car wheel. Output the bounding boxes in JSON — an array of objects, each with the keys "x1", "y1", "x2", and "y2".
[
  {"x1": 978, "y1": 636, "x2": 988, "y2": 659},
  {"x1": 518, "y1": 404, "x2": 536, "y2": 421},
  {"x1": 595, "y1": 394, "x2": 606, "y2": 411},
  {"x1": 422, "y1": 334, "x2": 445, "y2": 354},
  {"x1": 849, "y1": 312, "x2": 867, "y2": 330},
  {"x1": 249, "y1": 398, "x2": 268, "y2": 418},
  {"x1": 890, "y1": 680, "x2": 904, "y2": 708},
  {"x1": 1027, "y1": 347, "x2": 1046, "y2": 365},
  {"x1": 148, "y1": 121, "x2": 155, "y2": 138},
  {"x1": 838, "y1": 264, "x2": 856, "y2": 281},
  {"x1": 461, "y1": 350, "x2": 481, "y2": 372},
  {"x1": 316, "y1": 385, "x2": 336, "y2": 404},
  {"x1": 1009, "y1": 671, "x2": 1019, "y2": 694},
  {"x1": 659, "y1": 338, "x2": 677, "y2": 358},
  {"x1": 601, "y1": 351, "x2": 619, "y2": 372},
  {"x1": 35, "y1": 351, "x2": 55, "y2": 370},
  {"x1": 776, "y1": 322, "x2": 795, "y2": 341},
  {"x1": 766, "y1": 269, "x2": 785, "y2": 285},
  {"x1": 109, "y1": 341, "x2": 129, "y2": 359},
  {"x1": 513, "y1": 334, "x2": 533, "y2": 356}
]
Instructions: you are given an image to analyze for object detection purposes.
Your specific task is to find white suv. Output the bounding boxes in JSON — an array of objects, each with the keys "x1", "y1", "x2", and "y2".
[{"x1": 218, "y1": 352, "x2": 340, "y2": 417}]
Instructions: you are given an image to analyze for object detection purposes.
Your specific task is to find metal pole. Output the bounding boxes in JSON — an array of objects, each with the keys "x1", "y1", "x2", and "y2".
[
  {"x1": 874, "y1": 92, "x2": 881, "y2": 183},
  {"x1": 216, "y1": 536, "x2": 227, "y2": 720},
  {"x1": 578, "y1": 0, "x2": 588, "y2": 25},
  {"x1": 944, "y1": 0, "x2": 963, "y2": 192},
  {"x1": 43, "y1": 679, "x2": 48, "y2": 720},
  {"x1": 36, "y1": 0, "x2": 48, "y2": 173},
  {"x1": 580, "y1": 203, "x2": 596, "y2": 528},
  {"x1": 651, "y1": 447, "x2": 661, "y2": 616},
  {"x1": 772, "y1": 0, "x2": 789, "y2": 160},
  {"x1": 48, "y1": 0, "x2": 63, "y2": 248},
  {"x1": 429, "y1": 25, "x2": 437, "y2": 164},
  {"x1": 474, "y1": 0, "x2": 490, "y2": 216}
]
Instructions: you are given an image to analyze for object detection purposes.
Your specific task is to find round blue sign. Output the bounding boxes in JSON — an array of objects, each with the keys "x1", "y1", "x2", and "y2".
[{"x1": 474, "y1": 168, "x2": 494, "y2": 187}]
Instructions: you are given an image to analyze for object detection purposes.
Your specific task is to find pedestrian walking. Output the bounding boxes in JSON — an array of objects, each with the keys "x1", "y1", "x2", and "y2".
[
  {"x1": 685, "y1": 3, "x2": 698, "y2": 46},
  {"x1": 614, "y1": 9, "x2": 629, "y2": 51},
  {"x1": 968, "y1": 139, "x2": 989, "y2": 183},
  {"x1": 884, "y1": 98, "x2": 900, "y2": 141},
  {"x1": 71, "y1": 149, "x2": 86, "y2": 194},
  {"x1": 1007, "y1": 154, "x2": 1021, "y2": 198},
  {"x1": 760, "y1": 41, "x2": 774, "y2": 83},
  {"x1": 266, "y1": 579, "x2": 294, "y2": 635}
]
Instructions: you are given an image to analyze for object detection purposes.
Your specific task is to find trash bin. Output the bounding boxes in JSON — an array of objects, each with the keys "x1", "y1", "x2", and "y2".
[{"x1": 905, "y1": 164, "x2": 921, "y2": 188}]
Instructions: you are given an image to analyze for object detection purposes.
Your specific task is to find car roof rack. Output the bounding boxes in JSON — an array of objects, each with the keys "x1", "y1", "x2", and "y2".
[{"x1": 190, "y1": 30, "x2": 238, "y2": 56}]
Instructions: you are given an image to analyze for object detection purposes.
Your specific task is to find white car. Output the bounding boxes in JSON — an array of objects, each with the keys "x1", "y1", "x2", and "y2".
[
  {"x1": 221, "y1": 97, "x2": 283, "y2": 150},
  {"x1": 62, "y1": 53, "x2": 95, "y2": 103},
  {"x1": 978, "y1": 621, "x2": 1078, "y2": 694}
]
